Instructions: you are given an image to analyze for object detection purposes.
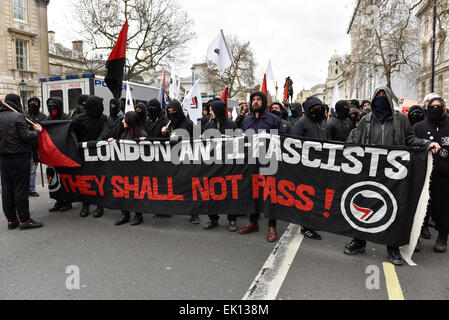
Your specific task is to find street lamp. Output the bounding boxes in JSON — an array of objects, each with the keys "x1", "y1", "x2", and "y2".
[{"x1": 19, "y1": 74, "x2": 27, "y2": 109}]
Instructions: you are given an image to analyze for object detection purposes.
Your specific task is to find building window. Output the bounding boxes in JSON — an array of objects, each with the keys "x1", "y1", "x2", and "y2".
[
  {"x1": 16, "y1": 39, "x2": 29, "y2": 70},
  {"x1": 13, "y1": 0, "x2": 27, "y2": 21}
]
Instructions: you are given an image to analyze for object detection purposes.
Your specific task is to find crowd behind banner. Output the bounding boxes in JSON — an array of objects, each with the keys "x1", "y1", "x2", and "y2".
[{"x1": 0, "y1": 87, "x2": 448, "y2": 267}]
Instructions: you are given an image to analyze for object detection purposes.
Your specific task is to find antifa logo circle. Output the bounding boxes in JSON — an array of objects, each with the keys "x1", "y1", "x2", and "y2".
[
  {"x1": 46, "y1": 167, "x2": 61, "y2": 193},
  {"x1": 341, "y1": 182, "x2": 397, "y2": 234}
]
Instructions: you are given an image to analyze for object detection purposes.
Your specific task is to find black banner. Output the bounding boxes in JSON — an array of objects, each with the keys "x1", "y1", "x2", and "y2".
[{"x1": 48, "y1": 134, "x2": 430, "y2": 246}]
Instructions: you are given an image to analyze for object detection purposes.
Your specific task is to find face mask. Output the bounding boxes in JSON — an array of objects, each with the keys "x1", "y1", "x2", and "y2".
[
  {"x1": 372, "y1": 96, "x2": 392, "y2": 121},
  {"x1": 336, "y1": 107, "x2": 350, "y2": 119},
  {"x1": 428, "y1": 105, "x2": 445, "y2": 123},
  {"x1": 29, "y1": 103, "x2": 40, "y2": 115},
  {"x1": 110, "y1": 106, "x2": 119, "y2": 118},
  {"x1": 50, "y1": 107, "x2": 58, "y2": 118},
  {"x1": 309, "y1": 107, "x2": 325, "y2": 123},
  {"x1": 409, "y1": 111, "x2": 424, "y2": 126},
  {"x1": 169, "y1": 112, "x2": 181, "y2": 127},
  {"x1": 288, "y1": 109, "x2": 293, "y2": 117},
  {"x1": 148, "y1": 108, "x2": 160, "y2": 121},
  {"x1": 271, "y1": 110, "x2": 282, "y2": 118}
]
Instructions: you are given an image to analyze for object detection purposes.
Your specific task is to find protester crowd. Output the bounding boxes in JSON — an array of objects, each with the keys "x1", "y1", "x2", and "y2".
[{"x1": 0, "y1": 86, "x2": 448, "y2": 266}]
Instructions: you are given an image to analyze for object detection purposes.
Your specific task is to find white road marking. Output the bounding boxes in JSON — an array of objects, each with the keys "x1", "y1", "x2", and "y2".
[{"x1": 242, "y1": 224, "x2": 304, "y2": 300}]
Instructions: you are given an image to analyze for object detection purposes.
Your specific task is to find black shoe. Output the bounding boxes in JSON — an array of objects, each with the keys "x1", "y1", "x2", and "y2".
[
  {"x1": 421, "y1": 225, "x2": 432, "y2": 240},
  {"x1": 80, "y1": 204, "x2": 89, "y2": 218},
  {"x1": 415, "y1": 240, "x2": 422, "y2": 253},
  {"x1": 434, "y1": 233, "x2": 448, "y2": 253},
  {"x1": 203, "y1": 220, "x2": 219, "y2": 230},
  {"x1": 344, "y1": 239, "x2": 366, "y2": 255},
  {"x1": 301, "y1": 228, "x2": 322, "y2": 240},
  {"x1": 228, "y1": 221, "x2": 238, "y2": 232},
  {"x1": 115, "y1": 212, "x2": 130, "y2": 226},
  {"x1": 153, "y1": 214, "x2": 173, "y2": 218},
  {"x1": 29, "y1": 191, "x2": 40, "y2": 197},
  {"x1": 387, "y1": 247, "x2": 404, "y2": 266},
  {"x1": 8, "y1": 220, "x2": 19, "y2": 230},
  {"x1": 19, "y1": 219, "x2": 43, "y2": 230},
  {"x1": 190, "y1": 215, "x2": 200, "y2": 225},
  {"x1": 59, "y1": 202, "x2": 73, "y2": 212},
  {"x1": 130, "y1": 213, "x2": 143, "y2": 226},
  {"x1": 93, "y1": 206, "x2": 104, "y2": 219},
  {"x1": 49, "y1": 202, "x2": 63, "y2": 212}
]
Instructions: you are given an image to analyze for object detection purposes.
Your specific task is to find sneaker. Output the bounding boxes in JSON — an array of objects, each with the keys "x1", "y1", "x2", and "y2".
[
  {"x1": 93, "y1": 207, "x2": 104, "y2": 219},
  {"x1": 19, "y1": 219, "x2": 43, "y2": 230},
  {"x1": 301, "y1": 228, "x2": 322, "y2": 240},
  {"x1": 8, "y1": 220, "x2": 19, "y2": 230},
  {"x1": 239, "y1": 223, "x2": 259, "y2": 234},
  {"x1": 434, "y1": 233, "x2": 448, "y2": 253},
  {"x1": 29, "y1": 191, "x2": 40, "y2": 197},
  {"x1": 190, "y1": 215, "x2": 200, "y2": 225},
  {"x1": 228, "y1": 221, "x2": 238, "y2": 232},
  {"x1": 344, "y1": 239, "x2": 366, "y2": 255},
  {"x1": 387, "y1": 247, "x2": 404, "y2": 266},
  {"x1": 203, "y1": 220, "x2": 219, "y2": 230},
  {"x1": 421, "y1": 225, "x2": 432, "y2": 240}
]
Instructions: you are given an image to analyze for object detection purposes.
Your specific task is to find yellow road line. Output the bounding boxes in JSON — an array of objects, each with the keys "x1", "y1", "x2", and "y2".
[{"x1": 383, "y1": 262, "x2": 405, "y2": 300}]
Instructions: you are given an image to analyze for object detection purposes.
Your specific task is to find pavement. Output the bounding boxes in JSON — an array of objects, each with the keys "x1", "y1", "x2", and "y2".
[{"x1": 0, "y1": 175, "x2": 449, "y2": 300}]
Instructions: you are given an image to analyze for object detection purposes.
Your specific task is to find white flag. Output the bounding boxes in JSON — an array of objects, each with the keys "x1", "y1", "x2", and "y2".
[
  {"x1": 266, "y1": 60, "x2": 274, "y2": 82},
  {"x1": 175, "y1": 75, "x2": 181, "y2": 100},
  {"x1": 232, "y1": 106, "x2": 238, "y2": 120},
  {"x1": 330, "y1": 80, "x2": 340, "y2": 111},
  {"x1": 169, "y1": 65, "x2": 177, "y2": 100},
  {"x1": 183, "y1": 80, "x2": 203, "y2": 122},
  {"x1": 206, "y1": 30, "x2": 233, "y2": 72},
  {"x1": 125, "y1": 81, "x2": 135, "y2": 114}
]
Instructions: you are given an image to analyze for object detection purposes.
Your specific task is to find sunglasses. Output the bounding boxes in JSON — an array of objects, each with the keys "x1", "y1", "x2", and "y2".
[{"x1": 428, "y1": 104, "x2": 444, "y2": 109}]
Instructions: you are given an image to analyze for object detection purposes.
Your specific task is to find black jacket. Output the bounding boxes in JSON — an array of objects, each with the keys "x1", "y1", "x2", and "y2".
[
  {"x1": 0, "y1": 101, "x2": 39, "y2": 156},
  {"x1": 204, "y1": 100, "x2": 237, "y2": 134},
  {"x1": 72, "y1": 96, "x2": 109, "y2": 142},
  {"x1": 25, "y1": 97, "x2": 47, "y2": 162},
  {"x1": 292, "y1": 98, "x2": 327, "y2": 139},
  {"x1": 326, "y1": 117, "x2": 352, "y2": 142},
  {"x1": 414, "y1": 115, "x2": 449, "y2": 178},
  {"x1": 166, "y1": 100, "x2": 193, "y2": 138},
  {"x1": 145, "y1": 109, "x2": 170, "y2": 139},
  {"x1": 47, "y1": 97, "x2": 71, "y2": 121}
]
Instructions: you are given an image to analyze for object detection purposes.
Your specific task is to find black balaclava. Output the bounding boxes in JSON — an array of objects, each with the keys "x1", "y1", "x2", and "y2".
[
  {"x1": 167, "y1": 100, "x2": 185, "y2": 128},
  {"x1": 349, "y1": 108, "x2": 360, "y2": 128},
  {"x1": 304, "y1": 97, "x2": 325, "y2": 123},
  {"x1": 109, "y1": 99, "x2": 119, "y2": 118},
  {"x1": 147, "y1": 99, "x2": 162, "y2": 122},
  {"x1": 85, "y1": 96, "x2": 104, "y2": 119},
  {"x1": 335, "y1": 100, "x2": 350, "y2": 119},
  {"x1": 28, "y1": 97, "x2": 41, "y2": 116},
  {"x1": 290, "y1": 103, "x2": 302, "y2": 118},
  {"x1": 427, "y1": 97, "x2": 446, "y2": 124},
  {"x1": 372, "y1": 96, "x2": 392, "y2": 123},
  {"x1": 408, "y1": 105, "x2": 425, "y2": 126},
  {"x1": 135, "y1": 103, "x2": 147, "y2": 125},
  {"x1": 270, "y1": 103, "x2": 283, "y2": 119}
]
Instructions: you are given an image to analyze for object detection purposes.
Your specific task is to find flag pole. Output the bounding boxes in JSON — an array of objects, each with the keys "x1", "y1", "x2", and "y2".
[
  {"x1": 220, "y1": 30, "x2": 246, "y2": 100},
  {"x1": 1, "y1": 101, "x2": 36, "y2": 126}
]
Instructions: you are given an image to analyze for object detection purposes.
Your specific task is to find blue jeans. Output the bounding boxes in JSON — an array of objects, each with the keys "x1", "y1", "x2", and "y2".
[{"x1": 30, "y1": 158, "x2": 37, "y2": 193}]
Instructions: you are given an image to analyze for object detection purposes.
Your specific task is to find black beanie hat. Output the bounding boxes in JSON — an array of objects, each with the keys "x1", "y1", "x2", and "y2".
[
  {"x1": 5, "y1": 93, "x2": 23, "y2": 112},
  {"x1": 147, "y1": 98, "x2": 161, "y2": 110}
]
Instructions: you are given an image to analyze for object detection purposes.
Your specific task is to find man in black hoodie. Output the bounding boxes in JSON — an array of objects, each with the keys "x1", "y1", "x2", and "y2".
[
  {"x1": 270, "y1": 102, "x2": 292, "y2": 134},
  {"x1": 25, "y1": 97, "x2": 47, "y2": 197},
  {"x1": 414, "y1": 97, "x2": 449, "y2": 253},
  {"x1": 408, "y1": 105, "x2": 425, "y2": 127},
  {"x1": 202, "y1": 99, "x2": 239, "y2": 232},
  {"x1": 70, "y1": 94, "x2": 89, "y2": 119},
  {"x1": 72, "y1": 96, "x2": 109, "y2": 218},
  {"x1": 47, "y1": 96, "x2": 73, "y2": 213},
  {"x1": 162, "y1": 100, "x2": 199, "y2": 224},
  {"x1": 0, "y1": 94, "x2": 43, "y2": 230},
  {"x1": 135, "y1": 102, "x2": 147, "y2": 128},
  {"x1": 292, "y1": 96, "x2": 327, "y2": 240},
  {"x1": 289, "y1": 103, "x2": 302, "y2": 126},
  {"x1": 145, "y1": 99, "x2": 169, "y2": 139},
  {"x1": 326, "y1": 100, "x2": 352, "y2": 142}
]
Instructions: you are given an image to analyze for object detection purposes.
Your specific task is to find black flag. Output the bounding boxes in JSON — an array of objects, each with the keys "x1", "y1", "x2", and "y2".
[{"x1": 105, "y1": 21, "x2": 128, "y2": 101}]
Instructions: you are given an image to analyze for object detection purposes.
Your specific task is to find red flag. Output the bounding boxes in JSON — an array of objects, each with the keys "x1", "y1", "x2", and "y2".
[
  {"x1": 220, "y1": 87, "x2": 228, "y2": 116},
  {"x1": 283, "y1": 79, "x2": 289, "y2": 102},
  {"x1": 105, "y1": 21, "x2": 128, "y2": 101},
  {"x1": 261, "y1": 74, "x2": 268, "y2": 110}
]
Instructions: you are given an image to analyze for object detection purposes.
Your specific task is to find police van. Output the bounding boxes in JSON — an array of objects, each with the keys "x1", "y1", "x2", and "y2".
[{"x1": 40, "y1": 73, "x2": 160, "y2": 116}]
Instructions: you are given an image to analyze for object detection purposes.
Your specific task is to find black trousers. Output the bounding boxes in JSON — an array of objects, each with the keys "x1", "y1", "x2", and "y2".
[
  {"x1": 1, "y1": 154, "x2": 31, "y2": 223},
  {"x1": 209, "y1": 215, "x2": 237, "y2": 222},
  {"x1": 249, "y1": 198, "x2": 277, "y2": 227}
]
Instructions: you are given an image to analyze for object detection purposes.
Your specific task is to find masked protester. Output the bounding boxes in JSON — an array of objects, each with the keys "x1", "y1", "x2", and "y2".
[
  {"x1": 108, "y1": 111, "x2": 149, "y2": 226},
  {"x1": 72, "y1": 96, "x2": 109, "y2": 219},
  {"x1": 0, "y1": 94, "x2": 43, "y2": 230},
  {"x1": 46, "y1": 96, "x2": 72, "y2": 213},
  {"x1": 326, "y1": 100, "x2": 352, "y2": 142},
  {"x1": 201, "y1": 102, "x2": 211, "y2": 133},
  {"x1": 292, "y1": 97, "x2": 327, "y2": 241},
  {"x1": 47, "y1": 97, "x2": 71, "y2": 121},
  {"x1": 145, "y1": 98, "x2": 169, "y2": 139},
  {"x1": 344, "y1": 87, "x2": 441, "y2": 266},
  {"x1": 70, "y1": 94, "x2": 89, "y2": 119},
  {"x1": 414, "y1": 97, "x2": 449, "y2": 253},
  {"x1": 270, "y1": 102, "x2": 292, "y2": 134},
  {"x1": 408, "y1": 105, "x2": 425, "y2": 127},
  {"x1": 240, "y1": 91, "x2": 285, "y2": 242},
  {"x1": 202, "y1": 99, "x2": 239, "y2": 231},
  {"x1": 161, "y1": 100, "x2": 199, "y2": 224},
  {"x1": 135, "y1": 103, "x2": 147, "y2": 128},
  {"x1": 24, "y1": 97, "x2": 47, "y2": 197},
  {"x1": 289, "y1": 103, "x2": 303, "y2": 126}
]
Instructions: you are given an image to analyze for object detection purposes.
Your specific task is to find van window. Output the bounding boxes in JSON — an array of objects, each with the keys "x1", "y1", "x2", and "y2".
[
  {"x1": 68, "y1": 88, "x2": 82, "y2": 111},
  {"x1": 50, "y1": 90, "x2": 63, "y2": 104}
]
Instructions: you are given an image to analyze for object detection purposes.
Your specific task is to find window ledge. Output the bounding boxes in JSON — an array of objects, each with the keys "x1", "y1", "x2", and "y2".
[{"x1": 7, "y1": 27, "x2": 37, "y2": 38}]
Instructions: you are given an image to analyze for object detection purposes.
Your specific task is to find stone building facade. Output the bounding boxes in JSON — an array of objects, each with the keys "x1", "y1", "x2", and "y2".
[{"x1": 0, "y1": 0, "x2": 50, "y2": 103}]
